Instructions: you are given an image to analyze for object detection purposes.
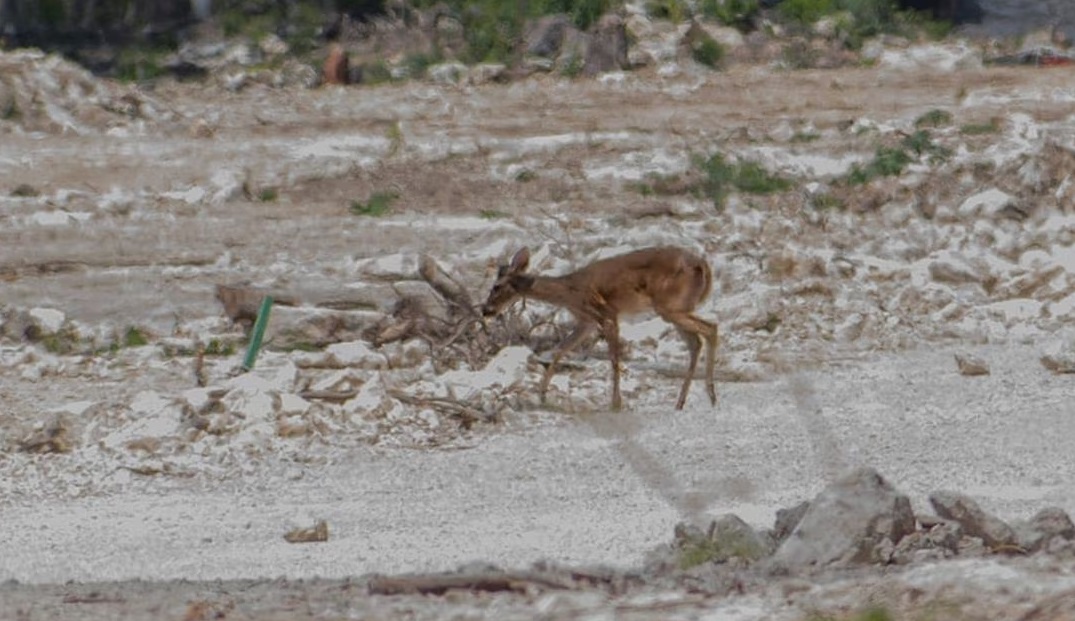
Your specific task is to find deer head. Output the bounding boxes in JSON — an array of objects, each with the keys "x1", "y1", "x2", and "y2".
[{"x1": 481, "y1": 247, "x2": 533, "y2": 317}]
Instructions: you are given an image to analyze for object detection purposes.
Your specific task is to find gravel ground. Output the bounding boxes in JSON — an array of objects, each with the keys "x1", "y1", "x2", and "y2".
[{"x1": 3, "y1": 43, "x2": 1075, "y2": 620}]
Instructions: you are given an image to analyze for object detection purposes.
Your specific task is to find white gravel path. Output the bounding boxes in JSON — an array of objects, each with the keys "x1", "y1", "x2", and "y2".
[{"x1": 2, "y1": 343, "x2": 1071, "y2": 584}]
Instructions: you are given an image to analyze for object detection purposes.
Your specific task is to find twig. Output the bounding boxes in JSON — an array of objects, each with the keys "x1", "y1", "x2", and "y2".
[
  {"x1": 299, "y1": 390, "x2": 359, "y2": 402},
  {"x1": 386, "y1": 389, "x2": 494, "y2": 427}
]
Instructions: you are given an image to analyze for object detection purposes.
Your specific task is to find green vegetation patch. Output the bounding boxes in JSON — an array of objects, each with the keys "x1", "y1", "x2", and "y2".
[
  {"x1": 914, "y1": 108, "x2": 953, "y2": 128},
  {"x1": 845, "y1": 129, "x2": 951, "y2": 186},
  {"x1": 203, "y1": 338, "x2": 237, "y2": 357},
  {"x1": 646, "y1": 0, "x2": 690, "y2": 22},
  {"x1": 122, "y1": 326, "x2": 150, "y2": 348},
  {"x1": 778, "y1": 0, "x2": 836, "y2": 24},
  {"x1": 115, "y1": 46, "x2": 171, "y2": 82},
  {"x1": 700, "y1": 0, "x2": 760, "y2": 32},
  {"x1": 350, "y1": 190, "x2": 399, "y2": 217},
  {"x1": 691, "y1": 34, "x2": 725, "y2": 69},
  {"x1": 696, "y1": 153, "x2": 793, "y2": 206},
  {"x1": 902, "y1": 129, "x2": 950, "y2": 161},
  {"x1": 961, "y1": 118, "x2": 1001, "y2": 135},
  {"x1": 408, "y1": 0, "x2": 613, "y2": 63},
  {"x1": 847, "y1": 145, "x2": 912, "y2": 185},
  {"x1": 774, "y1": 0, "x2": 949, "y2": 51}
]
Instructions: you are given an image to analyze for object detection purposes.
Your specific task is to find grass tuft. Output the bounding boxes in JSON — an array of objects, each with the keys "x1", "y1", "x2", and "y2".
[
  {"x1": 914, "y1": 108, "x2": 952, "y2": 128},
  {"x1": 350, "y1": 191, "x2": 398, "y2": 217}
]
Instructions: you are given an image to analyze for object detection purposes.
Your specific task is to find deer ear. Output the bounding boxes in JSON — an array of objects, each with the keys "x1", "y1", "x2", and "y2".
[{"x1": 510, "y1": 247, "x2": 530, "y2": 272}]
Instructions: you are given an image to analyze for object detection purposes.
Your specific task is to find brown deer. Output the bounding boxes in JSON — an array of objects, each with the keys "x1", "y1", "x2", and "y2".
[{"x1": 481, "y1": 246, "x2": 719, "y2": 411}]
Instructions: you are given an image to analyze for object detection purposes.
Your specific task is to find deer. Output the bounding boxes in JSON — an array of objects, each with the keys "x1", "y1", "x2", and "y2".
[{"x1": 480, "y1": 246, "x2": 719, "y2": 411}]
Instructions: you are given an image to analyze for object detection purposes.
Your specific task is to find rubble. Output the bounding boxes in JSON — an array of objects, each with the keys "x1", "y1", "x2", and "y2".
[{"x1": 772, "y1": 468, "x2": 916, "y2": 567}]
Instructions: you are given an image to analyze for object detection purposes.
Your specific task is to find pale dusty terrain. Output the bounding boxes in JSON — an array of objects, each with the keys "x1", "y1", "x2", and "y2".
[{"x1": 3, "y1": 47, "x2": 1075, "y2": 619}]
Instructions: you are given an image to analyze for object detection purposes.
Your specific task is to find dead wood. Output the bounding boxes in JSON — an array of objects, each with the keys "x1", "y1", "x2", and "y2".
[
  {"x1": 62, "y1": 592, "x2": 126, "y2": 604},
  {"x1": 365, "y1": 295, "x2": 446, "y2": 347},
  {"x1": 299, "y1": 390, "x2": 359, "y2": 402},
  {"x1": 386, "y1": 388, "x2": 495, "y2": 428},
  {"x1": 418, "y1": 254, "x2": 479, "y2": 319},
  {"x1": 367, "y1": 570, "x2": 577, "y2": 596},
  {"x1": 17, "y1": 417, "x2": 71, "y2": 454},
  {"x1": 284, "y1": 520, "x2": 329, "y2": 543}
]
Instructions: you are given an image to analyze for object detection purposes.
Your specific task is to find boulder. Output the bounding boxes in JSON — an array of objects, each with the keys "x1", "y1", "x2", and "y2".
[
  {"x1": 1012, "y1": 507, "x2": 1075, "y2": 553},
  {"x1": 428, "y1": 62, "x2": 467, "y2": 85},
  {"x1": 1031, "y1": 506, "x2": 1075, "y2": 540},
  {"x1": 958, "y1": 188, "x2": 1020, "y2": 219},
  {"x1": 671, "y1": 513, "x2": 770, "y2": 569},
  {"x1": 583, "y1": 14, "x2": 629, "y2": 76},
  {"x1": 525, "y1": 14, "x2": 575, "y2": 58},
  {"x1": 708, "y1": 513, "x2": 770, "y2": 561},
  {"x1": 772, "y1": 468, "x2": 916, "y2": 567},
  {"x1": 771, "y1": 500, "x2": 810, "y2": 543},
  {"x1": 928, "y1": 491, "x2": 1018, "y2": 550}
]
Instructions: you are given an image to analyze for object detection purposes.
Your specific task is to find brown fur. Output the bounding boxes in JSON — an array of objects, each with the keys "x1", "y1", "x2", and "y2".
[
  {"x1": 482, "y1": 246, "x2": 719, "y2": 411},
  {"x1": 323, "y1": 44, "x2": 349, "y2": 86}
]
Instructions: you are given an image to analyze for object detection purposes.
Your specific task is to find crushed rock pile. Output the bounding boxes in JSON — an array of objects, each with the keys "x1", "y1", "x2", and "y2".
[
  {"x1": 0, "y1": 49, "x2": 178, "y2": 135},
  {"x1": 650, "y1": 468, "x2": 1075, "y2": 572},
  {"x1": 0, "y1": 304, "x2": 561, "y2": 497}
]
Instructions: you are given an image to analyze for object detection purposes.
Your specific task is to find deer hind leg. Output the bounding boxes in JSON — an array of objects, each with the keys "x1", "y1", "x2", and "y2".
[
  {"x1": 700, "y1": 315, "x2": 718, "y2": 403},
  {"x1": 664, "y1": 313, "x2": 719, "y2": 409},
  {"x1": 673, "y1": 326, "x2": 702, "y2": 410},
  {"x1": 539, "y1": 321, "x2": 598, "y2": 405}
]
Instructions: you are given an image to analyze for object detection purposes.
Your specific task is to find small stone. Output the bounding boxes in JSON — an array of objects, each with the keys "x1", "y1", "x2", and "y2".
[
  {"x1": 1031, "y1": 506, "x2": 1075, "y2": 540},
  {"x1": 1041, "y1": 353, "x2": 1075, "y2": 374},
  {"x1": 916, "y1": 513, "x2": 945, "y2": 528},
  {"x1": 954, "y1": 353, "x2": 990, "y2": 376},
  {"x1": 926, "y1": 520, "x2": 964, "y2": 552},
  {"x1": 929, "y1": 491, "x2": 1017, "y2": 550},
  {"x1": 28, "y1": 307, "x2": 66, "y2": 334},
  {"x1": 958, "y1": 536, "x2": 989, "y2": 557}
]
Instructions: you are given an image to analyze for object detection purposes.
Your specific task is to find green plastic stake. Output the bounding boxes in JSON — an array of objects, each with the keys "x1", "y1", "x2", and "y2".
[{"x1": 242, "y1": 296, "x2": 274, "y2": 371}]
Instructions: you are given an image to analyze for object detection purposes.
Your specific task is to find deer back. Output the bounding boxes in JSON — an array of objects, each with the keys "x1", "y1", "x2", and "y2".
[{"x1": 567, "y1": 247, "x2": 712, "y2": 318}]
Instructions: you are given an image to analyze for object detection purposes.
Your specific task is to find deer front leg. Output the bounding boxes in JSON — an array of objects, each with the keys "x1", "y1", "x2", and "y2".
[
  {"x1": 602, "y1": 318, "x2": 623, "y2": 411},
  {"x1": 539, "y1": 321, "x2": 597, "y2": 404}
]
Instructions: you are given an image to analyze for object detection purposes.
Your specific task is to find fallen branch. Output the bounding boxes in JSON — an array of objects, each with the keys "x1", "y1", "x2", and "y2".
[
  {"x1": 62, "y1": 592, "x2": 126, "y2": 605},
  {"x1": 299, "y1": 390, "x2": 359, "y2": 402},
  {"x1": 419, "y1": 254, "x2": 479, "y2": 319},
  {"x1": 386, "y1": 389, "x2": 495, "y2": 428},
  {"x1": 368, "y1": 570, "x2": 577, "y2": 596}
]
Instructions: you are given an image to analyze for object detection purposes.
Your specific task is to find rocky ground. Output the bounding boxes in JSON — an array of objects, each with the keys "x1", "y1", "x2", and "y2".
[{"x1": 3, "y1": 23, "x2": 1075, "y2": 620}]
